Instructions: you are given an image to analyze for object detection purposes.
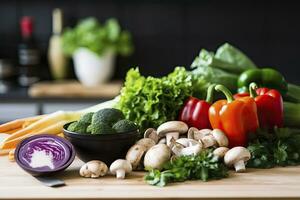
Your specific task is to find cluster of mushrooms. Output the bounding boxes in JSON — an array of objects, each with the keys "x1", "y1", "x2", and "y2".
[
  {"x1": 127, "y1": 121, "x2": 251, "y2": 172},
  {"x1": 79, "y1": 121, "x2": 251, "y2": 179}
]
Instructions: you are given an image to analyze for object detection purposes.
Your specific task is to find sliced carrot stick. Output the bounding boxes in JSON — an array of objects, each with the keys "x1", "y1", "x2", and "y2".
[
  {"x1": 0, "y1": 120, "x2": 24, "y2": 133},
  {"x1": 0, "y1": 148, "x2": 13, "y2": 156},
  {"x1": 3, "y1": 111, "x2": 68, "y2": 142},
  {"x1": 8, "y1": 149, "x2": 15, "y2": 162},
  {"x1": 57, "y1": 132, "x2": 64, "y2": 138},
  {"x1": 5, "y1": 128, "x2": 22, "y2": 134},
  {"x1": 0, "y1": 115, "x2": 45, "y2": 133},
  {"x1": 1, "y1": 120, "x2": 68, "y2": 150}
]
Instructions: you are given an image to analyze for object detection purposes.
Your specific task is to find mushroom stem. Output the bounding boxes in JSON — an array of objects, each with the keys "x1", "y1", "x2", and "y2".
[
  {"x1": 166, "y1": 132, "x2": 179, "y2": 147},
  {"x1": 116, "y1": 169, "x2": 126, "y2": 179},
  {"x1": 234, "y1": 160, "x2": 246, "y2": 172}
]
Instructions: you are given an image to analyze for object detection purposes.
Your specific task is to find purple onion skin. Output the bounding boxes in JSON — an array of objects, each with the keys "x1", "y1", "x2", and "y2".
[{"x1": 15, "y1": 134, "x2": 75, "y2": 175}]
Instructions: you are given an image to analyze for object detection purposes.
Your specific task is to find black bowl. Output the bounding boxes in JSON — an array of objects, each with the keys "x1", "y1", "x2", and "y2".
[{"x1": 63, "y1": 123, "x2": 139, "y2": 165}]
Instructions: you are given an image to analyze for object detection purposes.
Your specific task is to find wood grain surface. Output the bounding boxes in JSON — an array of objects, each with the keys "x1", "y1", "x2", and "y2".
[{"x1": 0, "y1": 156, "x2": 300, "y2": 200}]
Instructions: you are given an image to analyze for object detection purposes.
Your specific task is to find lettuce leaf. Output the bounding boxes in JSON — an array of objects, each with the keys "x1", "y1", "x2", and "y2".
[{"x1": 117, "y1": 67, "x2": 204, "y2": 131}]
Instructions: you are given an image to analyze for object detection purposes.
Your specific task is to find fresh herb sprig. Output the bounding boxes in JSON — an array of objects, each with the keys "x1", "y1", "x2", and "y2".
[
  {"x1": 144, "y1": 150, "x2": 228, "y2": 187},
  {"x1": 247, "y1": 127, "x2": 300, "y2": 168}
]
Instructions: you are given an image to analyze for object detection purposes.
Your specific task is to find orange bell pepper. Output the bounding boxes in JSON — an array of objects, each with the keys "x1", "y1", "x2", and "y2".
[{"x1": 209, "y1": 85, "x2": 259, "y2": 147}]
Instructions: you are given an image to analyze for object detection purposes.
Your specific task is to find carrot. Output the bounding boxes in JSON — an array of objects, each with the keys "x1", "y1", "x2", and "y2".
[
  {"x1": 0, "y1": 115, "x2": 45, "y2": 133},
  {"x1": 5, "y1": 128, "x2": 22, "y2": 134},
  {"x1": 8, "y1": 149, "x2": 15, "y2": 162},
  {"x1": 0, "y1": 148, "x2": 13, "y2": 156},
  {"x1": 3, "y1": 111, "x2": 77, "y2": 143},
  {"x1": 0, "y1": 120, "x2": 24, "y2": 133},
  {"x1": 57, "y1": 132, "x2": 65, "y2": 138},
  {"x1": 1, "y1": 120, "x2": 68, "y2": 150}
]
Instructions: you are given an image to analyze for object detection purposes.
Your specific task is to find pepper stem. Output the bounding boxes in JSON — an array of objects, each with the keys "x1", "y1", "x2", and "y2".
[
  {"x1": 205, "y1": 84, "x2": 216, "y2": 103},
  {"x1": 215, "y1": 84, "x2": 234, "y2": 103},
  {"x1": 249, "y1": 82, "x2": 258, "y2": 98}
]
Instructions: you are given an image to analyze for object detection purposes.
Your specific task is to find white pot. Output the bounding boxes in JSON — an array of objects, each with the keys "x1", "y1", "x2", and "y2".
[{"x1": 73, "y1": 48, "x2": 115, "y2": 87}]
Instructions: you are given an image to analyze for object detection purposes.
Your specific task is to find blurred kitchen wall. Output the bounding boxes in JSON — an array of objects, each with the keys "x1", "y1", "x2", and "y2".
[{"x1": 0, "y1": 0, "x2": 299, "y2": 84}]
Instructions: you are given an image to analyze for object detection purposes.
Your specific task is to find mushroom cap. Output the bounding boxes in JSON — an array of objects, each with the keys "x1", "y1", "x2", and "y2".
[
  {"x1": 187, "y1": 127, "x2": 199, "y2": 139},
  {"x1": 158, "y1": 138, "x2": 166, "y2": 144},
  {"x1": 157, "y1": 121, "x2": 188, "y2": 137},
  {"x1": 224, "y1": 147, "x2": 251, "y2": 166},
  {"x1": 213, "y1": 147, "x2": 229, "y2": 158},
  {"x1": 109, "y1": 159, "x2": 132, "y2": 174},
  {"x1": 180, "y1": 142, "x2": 202, "y2": 156},
  {"x1": 165, "y1": 132, "x2": 180, "y2": 147},
  {"x1": 201, "y1": 134, "x2": 216, "y2": 148},
  {"x1": 136, "y1": 138, "x2": 156, "y2": 150},
  {"x1": 79, "y1": 160, "x2": 108, "y2": 178},
  {"x1": 199, "y1": 129, "x2": 212, "y2": 137},
  {"x1": 144, "y1": 128, "x2": 159, "y2": 144},
  {"x1": 211, "y1": 129, "x2": 229, "y2": 147},
  {"x1": 144, "y1": 144, "x2": 171, "y2": 170},
  {"x1": 126, "y1": 144, "x2": 146, "y2": 169},
  {"x1": 176, "y1": 138, "x2": 199, "y2": 147}
]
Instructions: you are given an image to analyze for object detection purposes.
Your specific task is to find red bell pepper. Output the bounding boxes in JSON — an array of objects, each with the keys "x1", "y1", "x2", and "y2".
[
  {"x1": 209, "y1": 85, "x2": 259, "y2": 147},
  {"x1": 234, "y1": 83, "x2": 284, "y2": 129},
  {"x1": 178, "y1": 84, "x2": 215, "y2": 129},
  {"x1": 250, "y1": 83, "x2": 284, "y2": 128}
]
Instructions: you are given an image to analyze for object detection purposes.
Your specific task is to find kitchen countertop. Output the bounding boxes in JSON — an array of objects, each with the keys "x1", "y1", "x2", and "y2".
[{"x1": 1, "y1": 156, "x2": 300, "y2": 200}]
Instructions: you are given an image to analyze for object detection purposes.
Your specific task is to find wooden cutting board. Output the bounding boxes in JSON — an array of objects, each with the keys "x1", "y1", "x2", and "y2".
[
  {"x1": 0, "y1": 156, "x2": 300, "y2": 200},
  {"x1": 28, "y1": 81, "x2": 123, "y2": 98}
]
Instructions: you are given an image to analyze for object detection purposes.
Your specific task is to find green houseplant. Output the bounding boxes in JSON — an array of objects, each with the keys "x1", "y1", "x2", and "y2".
[{"x1": 62, "y1": 18, "x2": 133, "y2": 86}]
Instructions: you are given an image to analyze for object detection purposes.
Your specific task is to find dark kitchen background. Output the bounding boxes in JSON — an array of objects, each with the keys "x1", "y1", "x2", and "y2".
[
  {"x1": 1, "y1": 0, "x2": 300, "y2": 82},
  {"x1": 0, "y1": 0, "x2": 299, "y2": 122}
]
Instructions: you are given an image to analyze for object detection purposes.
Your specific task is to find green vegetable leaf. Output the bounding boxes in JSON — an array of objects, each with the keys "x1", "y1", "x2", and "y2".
[
  {"x1": 215, "y1": 43, "x2": 257, "y2": 70},
  {"x1": 62, "y1": 17, "x2": 133, "y2": 57},
  {"x1": 247, "y1": 127, "x2": 300, "y2": 168},
  {"x1": 144, "y1": 150, "x2": 228, "y2": 187},
  {"x1": 117, "y1": 67, "x2": 200, "y2": 132}
]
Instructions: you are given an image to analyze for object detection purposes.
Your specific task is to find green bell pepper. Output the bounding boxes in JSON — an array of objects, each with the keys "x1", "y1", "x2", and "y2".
[{"x1": 237, "y1": 68, "x2": 288, "y2": 94}]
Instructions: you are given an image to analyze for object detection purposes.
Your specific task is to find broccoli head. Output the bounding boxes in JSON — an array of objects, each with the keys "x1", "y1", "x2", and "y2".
[
  {"x1": 90, "y1": 122, "x2": 116, "y2": 134},
  {"x1": 79, "y1": 112, "x2": 94, "y2": 124},
  {"x1": 92, "y1": 108, "x2": 125, "y2": 126},
  {"x1": 112, "y1": 119, "x2": 138, "y2": 133},
  {"x1": 67, "y1": 121, "x2": 89, "y2": 133}
]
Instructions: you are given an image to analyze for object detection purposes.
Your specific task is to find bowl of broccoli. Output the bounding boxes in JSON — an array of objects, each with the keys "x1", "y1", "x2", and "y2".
[{"x1": 63, "y1": 108, "x2": 139, "y2": 164}]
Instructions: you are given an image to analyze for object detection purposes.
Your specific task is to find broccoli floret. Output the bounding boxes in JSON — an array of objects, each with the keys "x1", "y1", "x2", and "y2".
[
  {"x1": 92, "y1": 108, "x2": 125, "y2": 126},
  {"x1": 67, "y1": 121, "x2": 89, "y2": 133},
  {"x1": 112, "y1": 119, "x2": 138, "y2": 133},
  {"x1": 86, "y1": 124, "x2": 93, "y2": 133},
  {"x1": 90, "y1": 122, "x2": 116, "y2": 134},
  {"x1": 79, "y1": 112, "x2": 94, "y2": 124}
]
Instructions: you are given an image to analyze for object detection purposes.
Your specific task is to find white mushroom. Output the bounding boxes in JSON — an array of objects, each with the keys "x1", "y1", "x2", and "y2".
[
  {"x1": 136, "y1": 138, "x2": 156, "y2": 150},
  {"x1": 188, "y1": 128, "x2": 211, "y2": 140},
  {"x1": 211, "y1": 129, "x2": 228, "y2": 147},
  {"x1": 158, "y1": 138, "x2": 166, "y2": 144},
  {"x1": 126, "y1": 144, "x2": 146, "y2": 170},
  {"x1": 157, "y1": 121, "x2": 188, "y2": 147},
  {"x1": 171, "y1": 138, "x2": 202, "y2": 156},
  {"x1": 144, "y1": 128, "x2": 159, "y2": 144},
  {"x1": 176, "y1": 138, "x2": 199, "y2": 147},
  {"x1": 201, "y1": 134, "x2": 216, "y2": 148},
  {"x1": 213, "y1": 147, "x2": 229, "y2": 158},
  {"x1": 79, "y1": 160, "x2": 108, "y2": 178},
  {"x1": 224, "y1": 147, "x2": 251, "y2": 172},
  {"x1": 110, "y1": 159, "x2": 132, "y2": 179},
  {"x1": 144, "y1": 144, "x2": 171, "y2": 170}
]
